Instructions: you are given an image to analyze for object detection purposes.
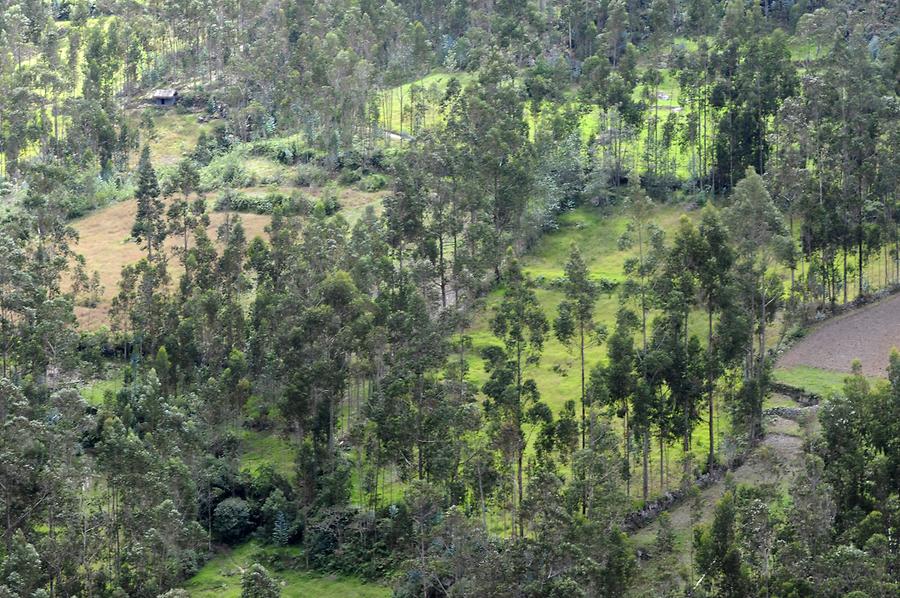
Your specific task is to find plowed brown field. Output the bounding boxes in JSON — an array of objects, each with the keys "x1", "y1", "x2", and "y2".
[{"x1": 779, "y1": 293, "x2": 900, "y2": 377}]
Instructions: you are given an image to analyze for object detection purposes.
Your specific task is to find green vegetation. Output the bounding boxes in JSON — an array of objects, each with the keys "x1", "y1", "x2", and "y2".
[
  {"x1": 80, "y1": 370, "x2": 125, "y2": 406},
  {"x1": 773, "y1": 365, "x2": 882, "y2": 398},
  {"x1": 1, "y1": 1, "x2": 897, "y2": 598},
  {"x1": 185, "y1": 543, "x2": 390, "y2": 597}
]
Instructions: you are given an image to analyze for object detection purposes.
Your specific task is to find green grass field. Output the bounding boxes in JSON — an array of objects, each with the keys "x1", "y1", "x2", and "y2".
[
  {"x1": 462, "y1": 202, "x2": 726, "y2": 508},
  {"x1": 465, "y1": 203, "x2": 706, "y2": 409},
  {"x1": 240, "y1": 430, "x2": 296, "y2": 480},
  {"x1": 773, "y1": 364, "x2": 883, "y2": 398},
  {"x1": 185, "y1": 542, "x2": 391, "y2": 597},
  {"x1": 80, "y1": 370, "x2": 125, "y2": 406},
  {"x1": 377, "y1": 71, "x2": 473, "y2": 135}
]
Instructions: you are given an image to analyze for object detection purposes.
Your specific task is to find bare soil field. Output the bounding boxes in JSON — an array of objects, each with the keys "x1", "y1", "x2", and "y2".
[{"x1": 778, "y1": 293, "x2": 900, "y2": 377}]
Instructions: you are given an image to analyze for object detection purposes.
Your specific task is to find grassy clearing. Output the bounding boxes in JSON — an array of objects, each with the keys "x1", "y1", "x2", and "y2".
[
  {"x1": 70, "y1": 184, "x2": 381, "y2": 330},
  {"x1": 378, "y1": 71, "x2": 473, "y2": 135},
  {"x1": 466, "y1": 203, "x2": 706, "y2": 410},
  {"x1": 80, "y1": 370, "x2": 125, "y2": 406},
  {"x1": 139, "y1": 110, "x2": 215, "y2": 167},
  {"x1": 772, "y1": 364, "x2": 884, "y2": 397},
  {"x1": 464, "y1": 203, "x2": 726, "y2": 506},
  {"x1": 240, "y1": 430, "x2": 296, "y2": 480},
  {"x1": 185, "y1": 542, "x2": 391, "y2": 597},
  {"x1": 70, "y1": 196, "x2": 272, "y2": 329}
]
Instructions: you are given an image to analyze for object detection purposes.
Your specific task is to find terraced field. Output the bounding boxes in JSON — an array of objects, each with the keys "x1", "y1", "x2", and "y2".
[{"x1": 778, "y1": 292, "x2": 900, "y2": 377}]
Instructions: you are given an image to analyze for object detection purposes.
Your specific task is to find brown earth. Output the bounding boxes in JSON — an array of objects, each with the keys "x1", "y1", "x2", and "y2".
[
  {"x1": 70, "y1": 199, "x2": 271, "y2": 329},
  {"x1": 778, "y1": 293, "x2": 900, "y2": 377}
]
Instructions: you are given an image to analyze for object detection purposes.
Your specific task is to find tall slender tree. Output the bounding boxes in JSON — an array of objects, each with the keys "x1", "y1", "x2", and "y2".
[
  {"x1": 554, "y1": 244, "x2": 602, "y2": 449},
  {"x1": 482, "y1": 253, "x2": 548, "y2": 537}
]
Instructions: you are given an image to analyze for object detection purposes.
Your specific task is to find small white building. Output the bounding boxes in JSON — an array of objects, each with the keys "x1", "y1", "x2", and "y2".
[{"x1": 152, "y1": 89, "x2": 178, "y2": 107}]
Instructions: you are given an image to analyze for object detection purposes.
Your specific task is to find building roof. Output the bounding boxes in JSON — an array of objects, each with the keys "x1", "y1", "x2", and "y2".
[{"x1": 152, "y1": 88, "x2": 178, "y2": 99}]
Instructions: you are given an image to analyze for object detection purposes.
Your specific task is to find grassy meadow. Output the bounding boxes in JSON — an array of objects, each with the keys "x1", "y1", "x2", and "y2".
[
  {"x1": 185, "y1": 542, "x2": 391, "y2": 598},
  {"x1": 462, "y1": 203, "x2": 726, "y2": 508}
]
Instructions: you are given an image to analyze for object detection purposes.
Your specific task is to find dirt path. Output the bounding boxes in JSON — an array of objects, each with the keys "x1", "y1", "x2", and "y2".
[
  {"x1": 629, "y1": 397, "x2": 812, "y2": 594},
  {"x1": 779, "y1": 293, "x2": 900, "y2": 376}
]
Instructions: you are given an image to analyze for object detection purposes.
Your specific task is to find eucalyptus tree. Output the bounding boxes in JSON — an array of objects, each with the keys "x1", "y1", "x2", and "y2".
[
  {"x1": 694, "y1": 206, "x2": 738, "y2": 467},
  {"x1": 481, "y1": 254, "x2": 548, "y2": 537},
  {"x1": 592, "y1": 307, "x2": 639, "y2": 496},
  {"x1": 447, "y1": 52, "x2": 532, "y2": 280},
  {"x1": 726, "y1": 167, "x2": 789, "y2": 441},
  {"x1": 619, "y1": 177, "x2": 664, "y2": 352},
  {"x1": 166, "y1": 158, "x2": 203, "y2": 261},
  {"x1": 618, "y1": 179, "x2": 667, "y2": 493},
  {"x1": 554, "y1": 244, "x2": 603, "y2": 449}
]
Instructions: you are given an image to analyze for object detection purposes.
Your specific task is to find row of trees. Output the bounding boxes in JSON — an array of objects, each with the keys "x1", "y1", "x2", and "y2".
[{"x1": 6, "y1": 0, "x2": 896, "y2": 203}]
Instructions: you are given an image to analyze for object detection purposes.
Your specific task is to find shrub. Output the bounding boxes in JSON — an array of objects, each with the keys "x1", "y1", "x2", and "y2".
[
  {"x1": 295, "y1": 163, "x2": 327, "y2": 188},
  {"x1": 241, "y1": 563, "x2": 280, "y2": 598},
  {"x1": 336, "y1": 148, "x2": 365, "y2": 171},
  {"x1": 173, "y1": 89, "x2": 210, "y2": 110},
  {"x1": 215, "y1": 188, "x2": 251, "y2": 212},
  {"x1": 289, "y1": 192, "x2": 314, "y2": 216},
  {"x1": 303, "y1": 504, "x2": 411, "y2": 579},
  {"x1": 337, "y1": 168, "x2": 361, "y2": 186},
  {"x1": 201, "y1": 150, "x2": 256, "y2": 190},
  {"x1": 92, "y1": 177, "x2": 134, "y2": 210},
  {"x1": 216, "y1": 189, "x2": 310, "y2": 215},
  {"x1": 252, "y1": 137, "x2": 304, "y2": 165},
  {"x1": 357, "y1": 173, "x2": 387, "y2": 192},
  {"x1": 213, "y1": 497, "x2": 253, "y2": 544},
  {"x1": 318, "y1": 186, "x2": 341, "y2": 216}
]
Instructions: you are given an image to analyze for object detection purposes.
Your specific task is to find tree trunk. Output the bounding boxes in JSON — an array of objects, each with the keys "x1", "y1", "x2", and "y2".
[
  {"x1": 580, "y1": 323, "x2": 586, "y2": 449},
  {"x1": 624, "y1": 407, "x2": 630, "y2": 497},
  {"x1": 660, "y1": 435, "x2": 665, "y2": 492},
  {"x1": 843, "y1": 244, "x2": 848, "y2": 304},
  {"x1": 707, "y1": 308, "x2": 715, "y2": 469},
  {"x1": 642, "y1": 431, "x2": 650, "y2": 502}
]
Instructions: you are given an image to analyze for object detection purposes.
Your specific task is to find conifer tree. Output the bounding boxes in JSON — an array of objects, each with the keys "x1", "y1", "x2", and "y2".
[{"x1": 132, "y1": 145, "x2": 166, "y2": 260}]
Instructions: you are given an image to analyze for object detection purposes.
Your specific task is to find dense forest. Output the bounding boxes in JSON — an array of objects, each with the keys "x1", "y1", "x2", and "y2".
[{"x1": 0, "y1": 0, "x2": 898, "y2": 596}]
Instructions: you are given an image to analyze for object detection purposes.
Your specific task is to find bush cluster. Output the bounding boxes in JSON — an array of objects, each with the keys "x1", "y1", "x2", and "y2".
[{"x1": 215, "y1": 189, "x2": 311, "y2": 215}]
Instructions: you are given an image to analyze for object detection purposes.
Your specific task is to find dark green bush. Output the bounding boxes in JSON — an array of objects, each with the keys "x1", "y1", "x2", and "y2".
[
  {"x1": 295, "y1": 163, "x2": 327, "y2": 187},
  {"x1": 337, "y1": 168, "x2": 361, "y2": 186},
  {"x1": 251, "y1": 137, "x2": 305, "y2": 165},
  {"x1": 216, "y1": 189, "x2": 310, "y2": 215},
  {"x1": 357, "y1": 173, "x2": 387, "y2": 192},
  {"x1": 317, "y1": 187, "x2": 341, "y2": 216},
  {"x1": 303, "y1": 505, "x2": 411, "y2": 580},
  {"x1": 213, "y1": 497, "x2": 254, "y2": 544}
]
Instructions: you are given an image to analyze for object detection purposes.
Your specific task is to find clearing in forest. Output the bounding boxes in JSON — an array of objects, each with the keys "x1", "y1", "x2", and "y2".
[
  {"x1": 70, "y1": 200, "x2": 271, "y2": 329},
  {"x1": 185, "y1": 542, "x2": 391, "y2": 597}
]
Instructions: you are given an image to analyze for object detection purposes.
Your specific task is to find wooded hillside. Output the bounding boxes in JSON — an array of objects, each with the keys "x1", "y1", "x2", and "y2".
[{"x1": 0, "y1": 1, "x2": 897, "y2": 596}]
